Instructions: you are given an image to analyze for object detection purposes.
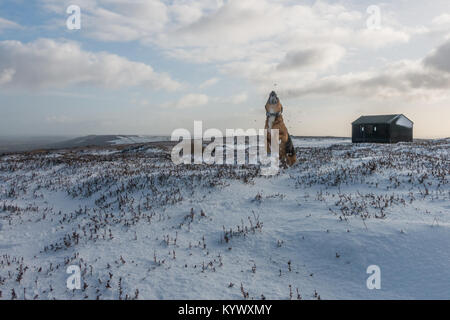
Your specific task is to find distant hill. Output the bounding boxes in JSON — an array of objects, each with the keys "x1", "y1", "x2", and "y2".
[
  {"x1": 0, "y1": 135, "x2": 172, "y2": 154},
  {"x1": 46, "y1": 135, "x2": 171, "y2": 150},
  {"x1": 46, "y1": 135, "x2": 127, "y2": 149},
  {"x1": 0, "y1": 136, "x2": 71, "y2": 154}
]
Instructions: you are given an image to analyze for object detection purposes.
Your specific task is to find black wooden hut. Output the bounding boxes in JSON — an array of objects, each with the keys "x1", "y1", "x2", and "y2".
[{"x1": 352, "y1": 114, "x2": 413, "y2": 143}]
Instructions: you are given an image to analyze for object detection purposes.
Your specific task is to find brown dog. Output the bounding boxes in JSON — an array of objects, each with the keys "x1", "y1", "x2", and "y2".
[{"x1": 265, "y1": 91, "x2": 296, "y2": 167}]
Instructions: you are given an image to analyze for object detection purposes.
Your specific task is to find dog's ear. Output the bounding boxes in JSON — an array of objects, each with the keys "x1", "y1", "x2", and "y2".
[{"x1": 281, "y1": 106, "x2": 283, "y2": 113}]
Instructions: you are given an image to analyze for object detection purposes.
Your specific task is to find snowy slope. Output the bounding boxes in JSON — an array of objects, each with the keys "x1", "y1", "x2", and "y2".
[{"x1": 0, "y1": 138, "x2": 449, "y2": 300}]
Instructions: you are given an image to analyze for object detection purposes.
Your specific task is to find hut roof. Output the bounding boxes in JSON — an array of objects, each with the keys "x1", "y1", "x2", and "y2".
[{"x1": 352, "y1": 114, "x2": 413, "y2": 125}]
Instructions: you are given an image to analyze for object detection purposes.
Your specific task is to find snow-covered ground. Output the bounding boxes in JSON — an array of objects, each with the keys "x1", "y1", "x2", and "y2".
[
  {"x1": 292, "y1": 137, "x2": 351, "y2": 148},
  {"x1": 0, "y1": 138, "x2": 449, "y2": 300}
]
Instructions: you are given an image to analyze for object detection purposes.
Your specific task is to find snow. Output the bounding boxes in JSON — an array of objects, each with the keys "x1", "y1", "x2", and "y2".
[
  {"x1": 292, "y1": 137, "x2": 352, "y2": 148},
  {"x1": 0, "y1": 138, "x2": 448, "y2": 300}
]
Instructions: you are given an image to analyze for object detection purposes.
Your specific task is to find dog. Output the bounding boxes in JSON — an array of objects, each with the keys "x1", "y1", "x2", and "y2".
[{"x1": 265, "y1": 91, "x2": 296, "y2": 167}]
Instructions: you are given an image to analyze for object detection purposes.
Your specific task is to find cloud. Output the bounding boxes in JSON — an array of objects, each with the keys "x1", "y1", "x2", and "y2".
[
  {"x1": 412, "y1": 13, "x2": 450, "y2": 39},
  {"x1": 163, "y1": 91, "x2": 247, "y2": 110},
  {"x1": 431, "y1": 13, "x2": 450, "y2": 35},
  {"x1": 229, "y1": 92, "x2": 248, "y2": 104},
  {"x1": 277, "y1": 46, "x2": 345, "y2": 72},
  {"x1": 0, "y1": 68, "x2": 15, "y2": 85},
  {"x1": 199, "y1": 77, "x2": 219, "y2": 89},
  {"x1": 173, "y1": 93, "x2": 209, "y2": 109},
  {"x1": 33, "y1": 1, "x2": 450, "y2": 103},
  {"x1": 156, "y1": 0, "x2": 410, "y2": 63},
  {"x1": 0, "y1": 39, "x2": 181, "y2": 90},
  {"x1": 432, "y1": 14, "x2": 450, "y2": 26},
  {"x1": 150, "y1": 1, "x2": 410, "y2": 91},
  {"x1": 0, "y1": 17, "x2": 20, "y2": 32},
  {"x1": 41, "y1": 0, "x2": 169, "y2": 41},
  {"x1": 40, "y1": 1, "x2": 411, "y2": 63},
  {"x1": 424, "y1": 40, "x2": 450, "y2": 73},
  {"x1": 40, "y1": 0, "x2": 219, "y2": 42},
  {"x1": 211, "y1": 92, "x2": 249, "y2": 105},
  {"x1": 46, "y1": 115, "x2": 72, "y2": 124},
  {"x1": 282, "y1": 40, "x2": 450, "y2": 100}
]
